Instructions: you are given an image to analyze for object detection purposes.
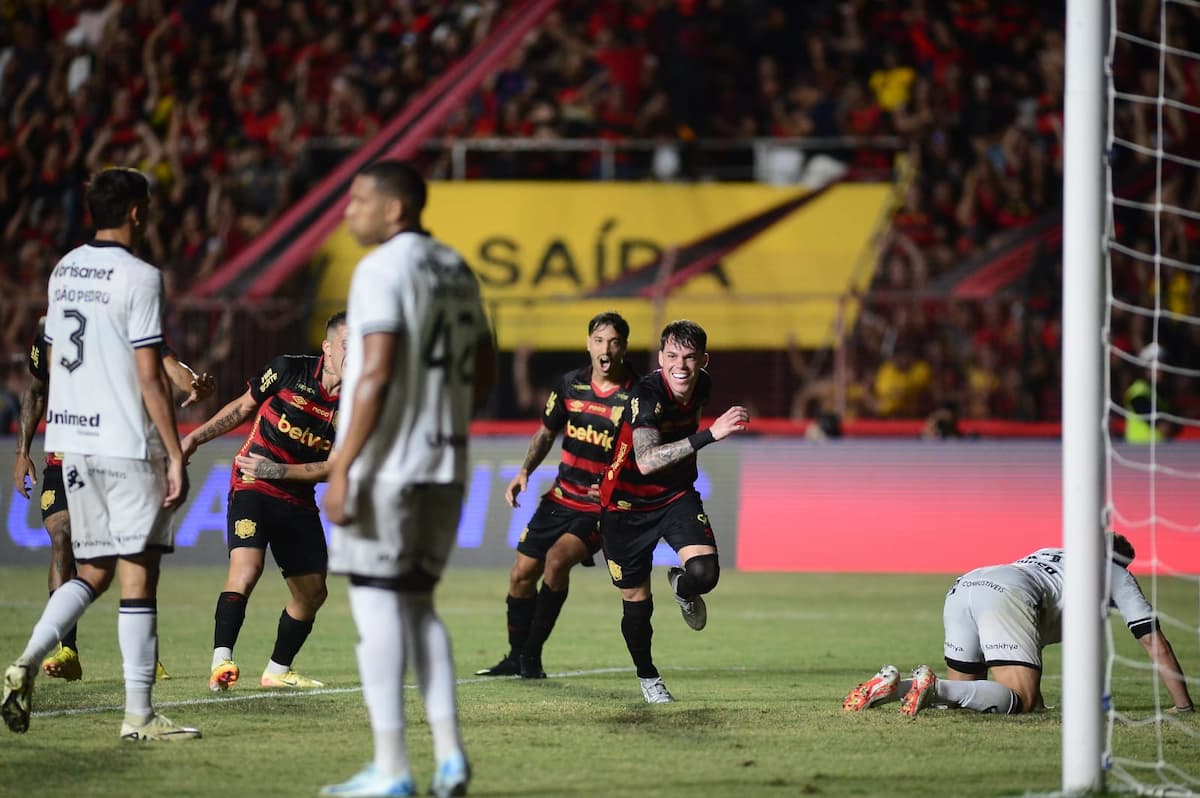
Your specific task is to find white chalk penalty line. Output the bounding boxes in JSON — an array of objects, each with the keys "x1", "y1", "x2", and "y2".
[{"x1": 34, "y1": 665, "x2": 740, "y2": 720}]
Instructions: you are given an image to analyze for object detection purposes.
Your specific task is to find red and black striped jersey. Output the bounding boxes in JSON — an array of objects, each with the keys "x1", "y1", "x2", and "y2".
[
  {"x1": 231, "y1": 354, "x2": 338, "y2": 510},
  {"x1": 541, "y1": 365, "x2": 636, "y2": 512},
  {"x1": 600, "y1": 369, "x2": 711, "y2": 512},
  {"x1": 27, "y1": 330, "x2": 61, "y2": 468}
]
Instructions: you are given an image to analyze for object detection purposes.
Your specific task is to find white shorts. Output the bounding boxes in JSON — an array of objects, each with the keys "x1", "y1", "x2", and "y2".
[
  {"x1": 329, "y1": 480, "x2": 464, "y2": 582},
  {"x1": 61, "y1": 452, "x2": 174, "y2": 560},
  {"x1": 942, "y1": 565, "x2": 1042, "y2": 670}
]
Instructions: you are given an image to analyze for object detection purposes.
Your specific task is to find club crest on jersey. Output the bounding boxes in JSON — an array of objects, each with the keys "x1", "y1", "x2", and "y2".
[
  {"x1": 609, "y1": 406, "x2": 624, "y2": 424},
  {"x1": 40, "y1": 490, "x2": 55, "y2": 511},
  {"x1": 259, "y1": 368, "x2": 279, "y2": 393},
  {"x1": 234, "y1": 519, "x2": 257, "y2": 539},
  {"x1": 544, "y1": 391, "x2": 558, "y2": 417}
]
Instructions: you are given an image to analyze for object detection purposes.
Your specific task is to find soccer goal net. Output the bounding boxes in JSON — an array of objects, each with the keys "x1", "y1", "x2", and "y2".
[{"x1": 1097, "y1": 0, "x2": 1200, "y2": 794}]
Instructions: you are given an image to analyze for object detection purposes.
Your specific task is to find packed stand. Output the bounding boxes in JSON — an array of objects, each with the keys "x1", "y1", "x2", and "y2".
[{"x1": 0, "y1": 0, "x2": 501, "y2": 419}]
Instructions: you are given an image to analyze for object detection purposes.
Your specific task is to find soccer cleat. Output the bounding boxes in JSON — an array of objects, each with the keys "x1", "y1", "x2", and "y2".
[
  {"x1": 900, "y1": 665, "x2": 938, "y2": 718},
  {"x1": 842, "y1": 664, "x2": 900, "y2": 711},
  {"x1": 41, "y1": 644, "x2": 83, "y2": 681},
  {"x1": 474, "y1": 654, "x2": 519, "y2": 676},
  {"x1": 667, "y1": 566, "x2": 707, "y2": 631},
  {"x1": 319, "y1": 765, "x2": 416, "y2": 797},
  {"x1": 639, "y1": 676, "x2": 674, "y2": 704},
  {"x1": 431, "y1": 750, "x2": 471, "y2": 798},
  {"x1": 519, "y1": 653, "x2": 546, "y2": 680},
  {"x1": 155, "y1": 660, "x2": 170, "y2": 681},
  {"x1": 209, "y1": 659, "x2": 240, "y2": 692},
  {"x1": 119, "y1": 712, "x2": 202, "y2": 741},
  {"x1": 260, "y1": 668, "x2": 324, "y2": 689},
  {"x1": 2, "y1": 662, "x2": 34, "y2": 733}
]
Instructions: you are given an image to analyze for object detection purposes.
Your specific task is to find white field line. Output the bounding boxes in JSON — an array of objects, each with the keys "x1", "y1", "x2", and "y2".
[{"x1": 35, "y1": 665, "x2": 740, "y2": 719}]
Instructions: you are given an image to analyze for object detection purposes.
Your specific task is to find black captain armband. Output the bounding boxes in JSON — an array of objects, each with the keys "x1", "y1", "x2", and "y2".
[{"x1": 688, "y1": 429, "x2": 716, "y2": 451}]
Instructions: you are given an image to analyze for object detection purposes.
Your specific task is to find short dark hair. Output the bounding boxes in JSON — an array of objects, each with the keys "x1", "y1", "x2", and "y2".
[
  {"x1": 588, "y1": 311, "x2": 629, "y2": 341},
  {"x1": 325, "y1": 310, "x2": 347, "y2": 338},
  {"x1": 660, "y1": 319, "x2": 707, "y2": 353},
  {"x1": 87, "y1": 168, "x2": 150, "y2": 230},
  {"x1": 1112, "y1": 534, "x2": 1136, "y2": 567},
  {"x1": 358, "y1": 160, "x2": 426, "y2": 219}
]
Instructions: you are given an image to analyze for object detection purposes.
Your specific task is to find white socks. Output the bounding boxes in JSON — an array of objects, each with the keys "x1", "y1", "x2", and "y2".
[
  {"x1": 348, "y1": 584, "x2": 464, "y2": 776},
  {"x1": 936, "y1": 678, "x2": 1021, "y2": 714},
  {"x1": 212, "y1": 647, "x2": 233, "y2": 669},
  {"x1": 349, "y1": 586, "x2": 410, "y2": 779},
  {"x1": 20, "y1": 579, "x2": 95, "y2": 665},
  {"x1": 118, "y1": 599, "x2": 157, "y2": 722},
  {"x1": 399, "y1": 592, "x2": 462, "y2": 762}
]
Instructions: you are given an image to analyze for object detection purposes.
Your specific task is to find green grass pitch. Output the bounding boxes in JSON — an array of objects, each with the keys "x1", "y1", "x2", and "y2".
[{"x1": 0, "y1": 565, "x2": 1196, "y2": 797}]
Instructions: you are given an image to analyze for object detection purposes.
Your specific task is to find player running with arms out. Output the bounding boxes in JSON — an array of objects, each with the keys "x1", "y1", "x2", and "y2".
[
  {"x1": 477, "y1": 311, "x2": 636, "y2": 680},
  {"x1": 599, "y1": 319, "x2": 749, "y2": 704},
  {"x1": 2, "y1": 167, "x2": 199, "y2": 741},
  {"x1": 843, "y1": 535, "x2": 1194, "y2": 717},
  {"x1": 320, "y1": 160, "x2": 496, "y2": 798},
  {"x1": 181, "y1": 311, "x2": 347, "y2": 692},
  {"x1": 13, "y1": 322, "x2": 214, "y2": 682}
]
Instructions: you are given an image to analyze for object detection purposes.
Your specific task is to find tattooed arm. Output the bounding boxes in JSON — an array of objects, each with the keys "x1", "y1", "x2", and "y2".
[
  {"x1": 632, "y1": 404, "x2": 750, "y2": 475},
  {"x1": 504, "y1": 424, "x2": 558, "y2": 508},
  {"x1": 234, "y1": 453, "x2": 331, "y2": 483},
  {"x1": 12, "y1": 374, "x2": 47, "y2": 497},
  {"x1": 180, "y1": 388, "x2": 259, "y2": 461}
]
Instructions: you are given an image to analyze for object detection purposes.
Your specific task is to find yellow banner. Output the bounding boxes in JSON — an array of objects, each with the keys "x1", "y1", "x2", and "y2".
[{"x1": 311, "y1": 182, "x2": 892, "y2": 349}]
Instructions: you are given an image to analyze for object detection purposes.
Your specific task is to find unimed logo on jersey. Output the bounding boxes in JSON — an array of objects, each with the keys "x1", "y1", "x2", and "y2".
[{"x1": 48, "y1": 409, "x2": 101, "y2": 428}]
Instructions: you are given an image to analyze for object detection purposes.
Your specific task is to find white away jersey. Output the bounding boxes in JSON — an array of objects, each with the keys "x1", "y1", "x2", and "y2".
[
  {"x1": 976, "y1": 547, "x2": 1155, "y2": 647},
  {"x1": 44, "y1": 241, "x2": 165, "y2": 460},
  {"x1": 340, "y1": 231, "x2": 489, "y2": 485}
]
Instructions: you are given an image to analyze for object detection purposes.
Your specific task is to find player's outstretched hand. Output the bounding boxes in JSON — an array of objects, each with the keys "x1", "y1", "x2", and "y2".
[
  {"x1": 13, "y1": 453, "x2": 37, "y2": 499},
  {"x1": 505, "y1": 471, "x2": 528, "y2": 508},
  {"x1": 324, "y1": 469, "x2": 354, "y2": 525},
  {"x1": 164, "y1": 455, "x2": 189, "y2": 509},
  {"x1": 182, "y1": 372, "x2": 217, "y2": 408},
  {"x1": 709, "y1": 405, "x2": 750, "y2": 441}
]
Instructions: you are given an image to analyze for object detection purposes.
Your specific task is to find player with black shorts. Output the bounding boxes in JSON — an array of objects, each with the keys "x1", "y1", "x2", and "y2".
[
  {"x1": 181, "y1": 312, "x2": 346, "y2": 692},
  {"x1": 13, "y1": 325, "x2": 213, "y2": 682},
  {"x1": 477, "y1": 312, "x2": 636, "y2": 679},
  {"x1": 599, "y1": 319, "x2": 749, "y2": 704}
]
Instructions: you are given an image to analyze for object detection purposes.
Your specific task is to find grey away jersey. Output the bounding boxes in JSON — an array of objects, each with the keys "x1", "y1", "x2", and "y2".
[
  {"x1": 966, "y1": 547, "x2": 1155, "y2": 647},
  {"x1": 339, "y1": 231, "x2": 489, "y2": 485},
  {"x1": 44, "y1": 241, "x2": 165, "y2": 460}
]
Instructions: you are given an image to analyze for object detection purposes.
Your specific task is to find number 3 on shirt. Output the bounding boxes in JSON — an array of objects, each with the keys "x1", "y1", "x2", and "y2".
[
  {"x1": 423, "y1": 308, "x2": 476, "y2": 384},
  {"x1": 58, "y1": 309, "x2": 87, "y2": 372}
]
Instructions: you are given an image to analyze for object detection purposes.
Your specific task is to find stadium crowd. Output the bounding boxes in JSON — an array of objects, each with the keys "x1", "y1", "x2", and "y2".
[{"x1": 1, "y1": 0, "x2": 1197, "y2": 427}]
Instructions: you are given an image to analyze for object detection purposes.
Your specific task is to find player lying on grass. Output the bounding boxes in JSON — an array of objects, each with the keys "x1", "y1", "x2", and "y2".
[{"x1": 843, "y1": 535, "x2": 1194, "y2": 717}]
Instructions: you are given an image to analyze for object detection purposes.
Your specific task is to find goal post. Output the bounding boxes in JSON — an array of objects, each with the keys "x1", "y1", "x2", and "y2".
[{"x1": 1061, "y1": 0, "x2": 1107, "y2": 792}]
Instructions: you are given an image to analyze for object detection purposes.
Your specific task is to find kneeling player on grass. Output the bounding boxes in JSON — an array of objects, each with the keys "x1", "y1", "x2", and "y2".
[
  {"x1": 843, "y1": 535, "x2": 1195, "y2": 717},
  {"x1": 477, "y1": 311, "x2": 635, "y2": 680},
  {"x1": 182, "y1": 312, "x2": 346, "y2": 692},
  {"x1": 598, "y1": 320, "x2": 749, "y2": 704}
]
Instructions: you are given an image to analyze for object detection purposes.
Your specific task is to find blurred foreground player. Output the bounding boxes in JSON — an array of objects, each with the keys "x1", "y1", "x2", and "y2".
[{"x1": 321, "y1": 160, "x2": 495, "y2": 798}]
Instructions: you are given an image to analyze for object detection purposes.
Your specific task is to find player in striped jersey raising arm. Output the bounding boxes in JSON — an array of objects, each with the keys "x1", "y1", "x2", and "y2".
[
  {"x1": 181, "y1": 312, "x2": 347, "y2": 693},
  {"x1": 2, "y1": 167, "x2": 200, "y2": 741},
  {"x1": 598, "y1": 319, "x2": 750, "y2": 704},
  {"x1": 321, "y1": 160, "x2": 496, "y2": 798},
  {"x1": 477, "y1": 311, "x2": 636, "y2": 680}
]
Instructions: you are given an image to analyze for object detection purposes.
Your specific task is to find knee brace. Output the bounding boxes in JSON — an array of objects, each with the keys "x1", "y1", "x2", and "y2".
[{"x1": 684, "y1": 554, "x2": 720, "y2": 595}]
